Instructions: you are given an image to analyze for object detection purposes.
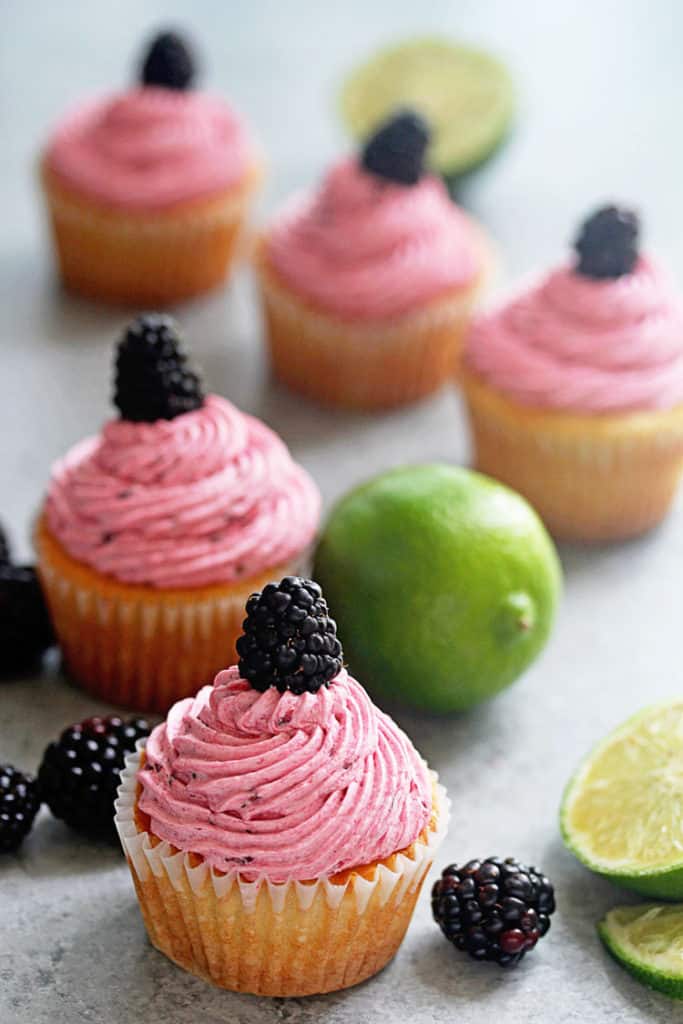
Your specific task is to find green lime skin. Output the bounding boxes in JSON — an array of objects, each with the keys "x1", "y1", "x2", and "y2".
[
  {"x1": 313, "y1": 464, "x2": 561, "y2": 714},
  {"x1": 598, "y1": 905, "x2": 683, "y2": 1000},
  {"x1": 340, "y1": 37, "x2": 515, "y2": 181}
]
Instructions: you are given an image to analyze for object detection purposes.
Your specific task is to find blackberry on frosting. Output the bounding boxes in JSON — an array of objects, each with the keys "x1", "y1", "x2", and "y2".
[
  {"x1": 574, "y1": 205, "x2": 640, "y2": 280},
  {"x1": 113, "y1": 313, "x2": 205, "y2": 423},
  {"x1": 236, "y1": 576, "x2": 343, "y2": 694},
  {"x1": 361, "y1": 109, "x2": 431, "y2": 186},
  {"x1": 140, "y1": 30, "x2": 196, "y2": 90}
]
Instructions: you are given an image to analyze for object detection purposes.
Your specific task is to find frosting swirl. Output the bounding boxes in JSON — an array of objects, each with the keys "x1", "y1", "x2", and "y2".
[
  {"x1": 137, "y1": 667, "x2": 432, "y2": 880},
  {"x1": 45, "y1": 87, "x2": 254, "y2": 210},
  {"x1": 45, "y1": 395, "x2": 320, "y2": 589},
  {"x1": 265, "y1": 157, "x2": 482, "y2": 321},
  {"x1": 466, "y1": 257, "x2": 683, "y2": 412}
]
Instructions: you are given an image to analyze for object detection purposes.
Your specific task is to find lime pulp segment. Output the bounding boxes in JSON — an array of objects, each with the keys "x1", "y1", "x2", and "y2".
[
  {"x1": 599, "y1": 903, "x2": 683, "y2": 999},
  {"x1": 561, "y1": 701, "x2": 683, "y2": 897}
]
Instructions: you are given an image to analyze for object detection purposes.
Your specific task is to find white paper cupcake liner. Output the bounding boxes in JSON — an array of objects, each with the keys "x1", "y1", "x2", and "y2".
[{"x1": 115, "y1": 744, "x2": 449, "y2": 915}]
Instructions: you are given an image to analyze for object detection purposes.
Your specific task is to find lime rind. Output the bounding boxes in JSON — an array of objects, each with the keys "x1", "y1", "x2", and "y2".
[
  {"x1": 560, "y1": 700, "x2": 683, "y2": 900},
  {"x1": 340, "y1": 36, "x2": 515, "y2": 179},
  {"x1": 598, "y1": 904, "x2": 683, "y2": 999}
]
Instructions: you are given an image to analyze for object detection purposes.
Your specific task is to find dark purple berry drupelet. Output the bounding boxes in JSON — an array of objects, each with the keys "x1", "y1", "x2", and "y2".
[
  {"x1": 574, "y1": 205, "x2": 639, "y2": 280},
  {"x1": 38, "y1": 715, "x2": 150, "y2": 839},
  {"x1": 361, "y1": 109, "x2": 431, "y2": 186},
  {"x1": 0, "y1": 765, "x2": 41, "y2": 853},
  {"x1": 113, "y1": 313, "x2": 205, "y2": 423},
  {"x1": 432, "y1": 856, "x2": 556, "y2": 968},
  {"x1": 140, "y1": 30, "x2": 196, "y2": 90},
  {"x1": 0, "y1": 519, "x2": 54, "y2": 674},
  {"x1": 0, "y1": 524, "x2": 10, "y2": 566},
  {"x1": 236, "y1": 577, "x2": 343, "y2": 694}
]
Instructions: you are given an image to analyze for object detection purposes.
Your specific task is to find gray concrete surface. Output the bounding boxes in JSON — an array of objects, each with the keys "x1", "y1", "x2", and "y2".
[{"x1": 2, "y1": 2, "x2": 683, "y2": 1021}]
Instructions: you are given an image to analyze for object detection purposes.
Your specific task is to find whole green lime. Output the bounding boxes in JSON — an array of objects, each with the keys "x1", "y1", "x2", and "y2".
[{"x1": 313, "y1": 464, "x2": 561, "y2": 713}]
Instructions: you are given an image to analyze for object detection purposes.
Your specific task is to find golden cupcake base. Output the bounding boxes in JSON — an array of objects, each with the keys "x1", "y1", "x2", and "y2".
[
  {"x1": 256, "y1": 240, "x2": 491, "y2": 410},
  {"x1": 462, "y1": 371, "x2": 683, "y2": 542},
  {"x1": 116, "y1": 752, "x2": 449, "y2": 997},
  {"x1": 35, "y1": 517, "x2": 297, "y2": 713},
  {"x1": 41, "y1": 163, "x2": 260, "y2": 306}
]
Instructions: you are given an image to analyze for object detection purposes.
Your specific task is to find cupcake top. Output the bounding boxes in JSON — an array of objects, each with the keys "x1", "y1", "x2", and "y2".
[
  {"x1": 466, "y1": 205, "x2": 683, "y2": 413},
  {"x1": 44, "y1": 31, "x2": 254, "y2": 210},
  {"x1": 137, "y1": 577, "x2": 432, "y2": 881},
  {"x1": 44, "y1": 316, "x2": 320, "y2": 589},
  {"x1": 264, "y1": 110, "x2": 482, "y2": 321}
]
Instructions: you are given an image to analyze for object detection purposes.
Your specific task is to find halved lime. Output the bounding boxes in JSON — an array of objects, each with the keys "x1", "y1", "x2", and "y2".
[
  {"x1": 340, "y1": 37, "x2": 514, "y2": 183},
  {"x1": 561, "y1": 700, "x2": 683, "y2": 899},
  {"x1": 599, "y1": 904, "x2": 683, "y2": 999}
]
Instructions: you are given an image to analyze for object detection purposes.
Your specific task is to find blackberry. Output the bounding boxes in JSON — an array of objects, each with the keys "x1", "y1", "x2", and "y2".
[
  {"x1": 0, "y1": 564, "x2": 55, "y2": 674},
  {"x1": 140, "y1": 30, "x2": 196, "y2": 90},
  {"x1": 236, "y1": 577, "x2": 343, "y2": 694},
  {"x1": 0, "y1": 524, "x2": 10, "y2": 565},
  {"x1": 113, "y1": 313, "x2": 205, "y2": 423},
  {"x1": 431, "y1": 856, "x2": 556, "y2": 968},
  {"x1": 38, "y1": 715, "x2": 150, "y2": 839},
  {"x1": 361, "y1": 108, "x2": 431, "y2": 186},
  {"x1": 575, "y1": 205, "x2": 639, "y2": 279},
  {"x1": 0, "y1": 765, "x2": 40, "y2": 853}
]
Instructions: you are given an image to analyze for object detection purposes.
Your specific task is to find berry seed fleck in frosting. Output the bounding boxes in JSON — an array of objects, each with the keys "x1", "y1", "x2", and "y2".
[{"x1": 137, "y1": 665, "x2": 432, "y2": 881}]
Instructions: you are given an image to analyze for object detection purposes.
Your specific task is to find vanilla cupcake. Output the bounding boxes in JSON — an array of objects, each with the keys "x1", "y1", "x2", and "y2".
[
  {"x1": 36, "y1": 315, "x2": 320, "y2": 711},
  {"x1": 41, "y1": 31, "x2": 260, "y2": 305},
  {"x1": 462, "y1": 206, "x2": 683, "y2": 541},
  {"x1": 115, "y1": 576, "x2": 448, "y2": 996},
  {"x1": 257, "y1": 110, "x2": 490, "y2": 409}
]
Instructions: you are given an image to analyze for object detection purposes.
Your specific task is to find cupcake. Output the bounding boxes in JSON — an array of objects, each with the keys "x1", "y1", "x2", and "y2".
[
  {"x1": 41, "y1": 31, "x2": 260, "y2": 305},
  {"x1": 256, "y1": 110, "x2": 491, "y2": 409},
  {"x1": 115, "y1": 576, "x2": 449, "y2": 996},
  {"x1": 36, "y1": 315, "x2": 320, "y2": 712},
  {"x1": 462, "y1": 206, "x2": 683, "y2": 541}
]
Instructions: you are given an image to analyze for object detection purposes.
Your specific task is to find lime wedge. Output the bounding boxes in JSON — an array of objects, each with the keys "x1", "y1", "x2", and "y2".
[
  {"x1": 340, "y1": 37, "x2": 514, "y2": 182},
  {"x1": 560, "y1": 700, "x2": 683, "y2": 899},
  {"x1": 599, "y1": 904, "x2": 683, "y2": 999}
]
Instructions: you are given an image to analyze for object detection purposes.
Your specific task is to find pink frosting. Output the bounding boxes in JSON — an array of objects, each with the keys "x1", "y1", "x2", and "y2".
[
  {"x1": 466, "y1": 257, "x2": 683, "y2": 412},
  {"x1": 137, "y1": 666, "x2": 432, "y2": 881},
  {"x1": 265, "y1": 157, "x2": 482, "y2": 321},
  {"x1": 44, "y1": 395, "x2": 320, "y2": 589},
  {"x1": 44, "y1": 87, "x2": 254, "y2": 210}
]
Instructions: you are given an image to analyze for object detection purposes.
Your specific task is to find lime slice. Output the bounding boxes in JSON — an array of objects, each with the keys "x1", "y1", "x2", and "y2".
[
  {"x1": 599, "y1": 904, "x2": 683, "y2": 999},
  {"x1": 561, "y1": 700, "x2": 683, "y2": 899},
  {"x1": 340, "y1": 37, "x2": 514, "y2": 182}
]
